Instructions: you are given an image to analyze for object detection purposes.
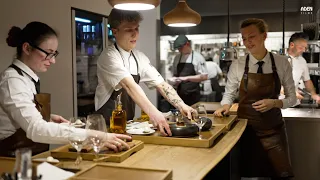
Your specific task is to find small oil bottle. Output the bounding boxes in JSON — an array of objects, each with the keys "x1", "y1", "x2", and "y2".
[{"x1": 110, "y1": 93, "x2": 127, "y2": 134}]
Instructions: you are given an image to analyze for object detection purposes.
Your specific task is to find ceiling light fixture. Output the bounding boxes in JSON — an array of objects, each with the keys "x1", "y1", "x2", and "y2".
[
  {"x1": 163, "y1": 0, "x2": 201, "y2": 27},
  {"x1": 108, "y1": 0, "x2": 161, "y2": 11}
]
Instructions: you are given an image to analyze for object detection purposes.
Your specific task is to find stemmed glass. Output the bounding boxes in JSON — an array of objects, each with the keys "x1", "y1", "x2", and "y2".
[
  {"x1": 85, "y1": 114, "x2": 107, "y2": 159},
  {"x1": 68, "y1": 117, "x2": 87, "y2": 165},
  {"x1": 192, "y1": 105, "x2": 207, "y2": 139}
]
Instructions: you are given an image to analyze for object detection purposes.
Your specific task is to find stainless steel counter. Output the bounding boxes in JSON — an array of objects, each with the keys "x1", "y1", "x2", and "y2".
[
  {"x1": 281, "y1": 108, "x2": 320, "y2": 121},
  {"x1": 282, "y1": 108, "x2": 320, "y2": 180}
]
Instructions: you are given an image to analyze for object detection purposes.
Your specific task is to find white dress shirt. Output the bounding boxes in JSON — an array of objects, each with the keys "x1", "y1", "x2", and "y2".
[
  {"x1": 95, "y1": 44, "x2": 164, "y2": 110},
  {"x1": 0, "y1": 59, "x2": 85, "y2": 143},
  {"x1": 221, "y1": 53, "x2": 297, "y2": 109}
]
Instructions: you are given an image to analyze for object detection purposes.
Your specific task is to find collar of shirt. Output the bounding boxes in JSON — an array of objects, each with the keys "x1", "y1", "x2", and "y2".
[
  {"x1": 116, "y1": 44, "x2": 132, "y2": 62},
  {"x1": 12, "y1": 59, "x2": 39, "y2": 82},
  {"x1": 249, "y1": 52, "x2": 270, "y2": 66}
]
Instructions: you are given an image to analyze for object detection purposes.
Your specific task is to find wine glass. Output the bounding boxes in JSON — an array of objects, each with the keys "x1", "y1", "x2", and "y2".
[
  {"x1": 192, "y1": 105, "x2": 207, "y2": 139},
  {"x1": 68, "y1": 117, "x2": 87, "y2": 165},
  {"x1": 85, "y1": 114, "x2": 107, "y2": 159}
]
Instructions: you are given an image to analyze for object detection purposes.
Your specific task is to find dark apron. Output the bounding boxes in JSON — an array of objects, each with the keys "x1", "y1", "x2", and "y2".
[
  {"x1": 237, "y1": 53, "x2": 293, "y2": 178},
  {"x1": 174, "y1": 51, "x2": 200, "y2": 106},
  {"x1": 0, "y1": 64, "x2": 50, "y2": 157},
  {"x1": 96, "y1": 44, "x2": 140, "y2": 126}
]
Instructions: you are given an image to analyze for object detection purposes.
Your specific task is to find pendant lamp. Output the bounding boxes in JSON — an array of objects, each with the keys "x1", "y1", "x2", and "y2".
[
  {"x1": 108, "y1": 0, "x2": 160, "y2": 11},
  {"x1": 220, "y1": 0, "x2": 237, "y2": 61},
  {"x1": 163, "y1": 0, "x2": 201, "y2": 27}
]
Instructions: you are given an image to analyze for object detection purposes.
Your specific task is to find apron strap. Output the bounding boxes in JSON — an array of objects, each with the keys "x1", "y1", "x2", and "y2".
[{"x1": 9, "y1": 64, "x2": 40, "y2": 94}]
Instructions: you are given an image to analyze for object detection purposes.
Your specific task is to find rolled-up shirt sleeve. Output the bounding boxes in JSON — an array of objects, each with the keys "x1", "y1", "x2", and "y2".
[
  {"x1": 221, "y1": 62, "x2": 239, "y2": 105},
  {"x1": 0, "y1": 76, "x2": 86, "y2": 144},
  {"x1": 280, "y1": 59, "x2": 297, "y2": 108},
  {"x1": 139, "y1": 53, "x2": 164, "y2": 89},
  {"x1": 97, "y1": 49, "x2": 132, "y2": 91}
]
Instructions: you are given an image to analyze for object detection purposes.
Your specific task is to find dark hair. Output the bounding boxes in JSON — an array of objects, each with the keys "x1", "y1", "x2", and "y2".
[
  {"x1": 240, "y1": 18, "x2": 268, "y2": 33},
  {"x1": 108, "y1": 8, "x2": 143, "y2": 29},
  {"x1": 288, "y1": 32, "x2": 309, "y2": 46},
  {"x1": 6, "y1": 21, "x2": 58, "y2": 59}
]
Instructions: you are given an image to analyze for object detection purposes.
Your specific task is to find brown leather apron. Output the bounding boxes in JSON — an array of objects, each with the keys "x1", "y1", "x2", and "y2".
[
  {"x1": 96, "y1": 43, "x2": 140, "y2": 126},
  {"x1": 237, "y1": 53, "x2": 293, "y2": 178},
  {"x1": 0, "y1": 64, "x2": 50, "y2": 157}
]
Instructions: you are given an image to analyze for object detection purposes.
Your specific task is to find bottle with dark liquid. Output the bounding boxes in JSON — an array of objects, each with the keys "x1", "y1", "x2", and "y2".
[{"x1": 110, "y1": 93, "x2": 127, "y2": 134}]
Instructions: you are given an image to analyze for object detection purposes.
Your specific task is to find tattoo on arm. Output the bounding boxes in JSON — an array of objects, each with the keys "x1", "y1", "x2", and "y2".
[{"x1": 161, "y1": 83, "x2": 182, "y2": 106}]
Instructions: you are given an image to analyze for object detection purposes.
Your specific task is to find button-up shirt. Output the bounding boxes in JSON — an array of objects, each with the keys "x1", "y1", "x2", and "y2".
[
  {"x1": 221, "y1": 53, "x2": 297, "y2": 109},
  {"x1": 0, "y1": 59, "x2": 85, "y2": 143}
]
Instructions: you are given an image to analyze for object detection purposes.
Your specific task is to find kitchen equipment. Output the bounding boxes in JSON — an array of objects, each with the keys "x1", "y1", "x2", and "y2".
[{"x1": 166, "y1": 123, "x2": 198, "y2": 137}]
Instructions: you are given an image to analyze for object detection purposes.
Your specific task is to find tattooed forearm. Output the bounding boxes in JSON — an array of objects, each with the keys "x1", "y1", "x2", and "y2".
[{"x1": 158, "y1": 82, "x2": 183, "y2": 107}]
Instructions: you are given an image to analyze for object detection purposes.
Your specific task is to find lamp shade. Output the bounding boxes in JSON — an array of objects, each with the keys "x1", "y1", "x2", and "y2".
[
  {"x1": 163, "y1": 0, "x2": 201, "y2": 27},
  {"x1": 108, "y1": 0, "x2": 161, "y2": 11}
]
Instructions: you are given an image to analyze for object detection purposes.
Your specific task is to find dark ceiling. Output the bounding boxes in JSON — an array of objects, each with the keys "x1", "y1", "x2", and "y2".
[{"x1": 160, "y1": 0, "x2": 315, "y2": 17}]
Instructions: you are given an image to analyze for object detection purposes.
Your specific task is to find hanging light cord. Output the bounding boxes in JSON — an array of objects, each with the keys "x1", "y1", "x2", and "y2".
[
  {"x1": 227, "y1": 0, "x2": 230, "y2": 45},
  {"x1": 282, "y1": 0, "x2": 285, "y2": 52}
]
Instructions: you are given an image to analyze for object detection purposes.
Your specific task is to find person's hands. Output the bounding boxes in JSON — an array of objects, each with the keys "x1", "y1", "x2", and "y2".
[
  {"x1": 149, "y1": 110, "x2": 172, "y2": 136},
  {"x1": 214, "y1": 104, "x2": 231, "y2": 117},
  {"x1": 103, "y1": 133, "x2": 132, "y2": 153},
  {"x1": 296, "y1": 91, "x2": 304, "y2": 100},
  {"x1": 50, "y1": 114, "x2": 69, "y2": 123},
  {"x1": 177, "y1": 103, "x2": 194, "y2": 119},
  {"x1": 178, "y1": 76, "x2": 188, "y2": 82},
  {"x1": 168, "y1": 77, "x2": 182, "y2": 86},
  {"x1": 252, "y1": 99, "x2": 275, "y2": 112},
  {"x1": 311, "y1": 94, "x2": 320, "y2": 104}
]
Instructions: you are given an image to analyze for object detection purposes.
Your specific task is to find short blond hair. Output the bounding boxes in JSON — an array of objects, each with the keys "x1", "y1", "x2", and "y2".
[{"x1": 240, "y1": 18, "x2": 268, "y2": 33}]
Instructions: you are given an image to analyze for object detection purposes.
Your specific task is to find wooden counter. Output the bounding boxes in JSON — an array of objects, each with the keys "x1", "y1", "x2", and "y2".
[{"x1": 30, "y1": 120, "x2": 247, "y2": 180}]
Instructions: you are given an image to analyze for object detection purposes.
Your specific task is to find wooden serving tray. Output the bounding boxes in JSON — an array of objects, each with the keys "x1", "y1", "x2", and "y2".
[
  {"x1": 132, "y1": 125, "x2": 225, "y2": 148},
  {"x1": 229, "y1": 103, "x2": 238, "y2": 115},
  {"x1": 0, "y1": 157, "x2": 60, "y2": 175},
  {"x1": 50, "y1": 140, "x2": 144, "y2": 163},
  {"x1": 69, "y1": 164, "x2": 172, "y2": 180},
  {"x1": 207, "y1": 115, "x2": 238, "y2": 131},
  {"x1": 192, "y1": 102, "x2": 222, "y2": 113}
]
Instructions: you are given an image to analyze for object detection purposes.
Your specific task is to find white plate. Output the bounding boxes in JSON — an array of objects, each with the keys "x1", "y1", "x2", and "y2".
[{"x1": 126, "y1": 128, "x2": 155, "y2": 135}]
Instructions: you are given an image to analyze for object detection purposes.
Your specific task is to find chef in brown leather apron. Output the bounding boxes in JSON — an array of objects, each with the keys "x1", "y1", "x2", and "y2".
[
  {"x1": 0, "y1": 65, "x2": 50, "y2": 157},
  {"x1": 214, "y1": 18, "x2": 297, "y2": 179}
]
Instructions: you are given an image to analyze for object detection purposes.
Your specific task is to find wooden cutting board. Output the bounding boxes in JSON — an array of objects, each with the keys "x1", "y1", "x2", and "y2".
[
  {"x1": 69, "y1": 164, "x2": 172, "y2": 180},
  {"x1": 50, "y1": 140, "x2": 144, "y2": 163},
  {"x1": 132, "y1": 125, "x2": 225, "y2": 148}
]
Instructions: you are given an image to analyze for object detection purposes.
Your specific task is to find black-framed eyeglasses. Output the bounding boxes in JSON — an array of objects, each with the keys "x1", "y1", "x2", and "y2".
[{"x1": 29, "y1": 43, "x2": 59, "y2": 60}]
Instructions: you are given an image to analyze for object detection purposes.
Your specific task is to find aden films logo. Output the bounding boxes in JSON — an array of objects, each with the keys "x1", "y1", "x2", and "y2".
[{"x1": 300, "y1": 6, "x2": 313, "y2": 15}]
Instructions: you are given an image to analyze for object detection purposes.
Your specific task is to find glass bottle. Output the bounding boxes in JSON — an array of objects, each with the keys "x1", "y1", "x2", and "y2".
[{"x1": 110, "y1": 93, "x2": 127, "y2": 134}]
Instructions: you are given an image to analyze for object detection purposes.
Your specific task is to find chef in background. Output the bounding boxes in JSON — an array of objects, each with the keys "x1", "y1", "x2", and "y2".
[
  {"x1": 169, "y1": 35, "x2": 208, "y2": 106},
  {"x1": 282, "y1": 32, "x2": 320, "y2": 106}
]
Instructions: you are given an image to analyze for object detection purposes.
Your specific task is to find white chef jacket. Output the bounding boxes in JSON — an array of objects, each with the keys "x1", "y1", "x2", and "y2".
[
  {"x1": 201, "y1": 61, "x2": 222, "y2": 95},
  {"x1": 221, "y1": 53, "x2": 297, "y2": 109},
  {"x1": 0, "y1": 59, "x2": 85, "y2": 143},
  {"x1": 95, "y1": 44, "x2": 164, "y2": 110}
]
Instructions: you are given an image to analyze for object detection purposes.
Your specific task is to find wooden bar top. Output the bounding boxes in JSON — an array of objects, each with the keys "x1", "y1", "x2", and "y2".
[{"x1": 30, "y1": 120, "x2": 247, "y2": 180}]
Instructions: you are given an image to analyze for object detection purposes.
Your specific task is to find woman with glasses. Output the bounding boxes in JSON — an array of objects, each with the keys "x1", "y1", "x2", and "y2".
[
  {"x1": 0, "y1": 21, "x2": 131, "y2": 157},
  {"x1": 214, "y1": 18, "x2": 297, "y2": 179}
]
